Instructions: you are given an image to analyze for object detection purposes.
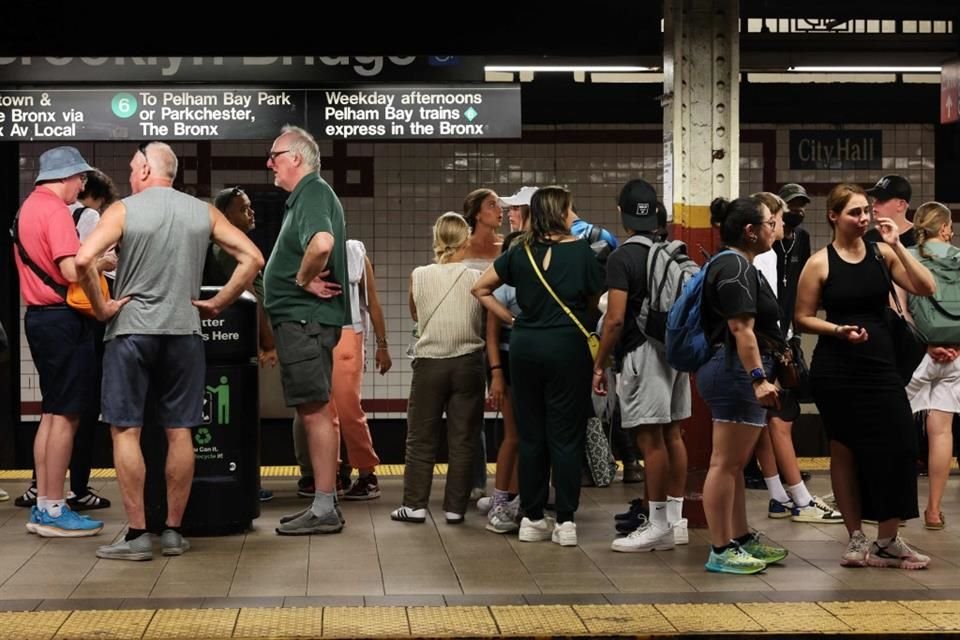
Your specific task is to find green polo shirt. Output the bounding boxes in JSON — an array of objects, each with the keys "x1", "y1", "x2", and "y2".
[{"x1": 264, "y1": 173, "x2": 348, "y2": 327}]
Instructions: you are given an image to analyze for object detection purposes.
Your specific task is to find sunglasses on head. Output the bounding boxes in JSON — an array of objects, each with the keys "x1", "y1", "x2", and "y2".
[{"x1": 229, "y1": 186, "x2": 245, "y2": 198}]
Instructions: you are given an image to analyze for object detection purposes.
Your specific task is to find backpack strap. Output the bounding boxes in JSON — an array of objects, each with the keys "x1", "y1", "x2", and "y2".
[
  {"x1": 72, "y1": 206, "x2": 87, "y2": 228},
  {"x1": 10, "y1": 207, "x2": 68, "y2": 299},
  {"x1": 587, "y1": 224, "x2": 601, "y2": 244}
]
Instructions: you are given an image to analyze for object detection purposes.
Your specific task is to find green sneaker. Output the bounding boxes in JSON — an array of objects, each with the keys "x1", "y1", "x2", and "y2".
[
  {"x1": 705, "y1": 544, "x2": 767, "y2": 575},
  {"x1": 741, "y1": 532, "x2": 788, "y2": 564}
]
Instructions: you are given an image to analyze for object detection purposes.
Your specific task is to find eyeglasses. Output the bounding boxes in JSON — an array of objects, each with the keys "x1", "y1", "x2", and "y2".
[
  {"x1": 267, "y1": 149, "x2": 291, "y2": 161},
  {"x1": 138, "y1": 141, "x2": 159, "y2": 164},
  {"x1": 79, "y1": 174, "x2": 88, "y2": 186},
  {"x1": 759, "y1": 218, "x2": 777, "y2": 229},
  {"x1": 844, "y1": 206, "x2": 873, "y2": 218}
]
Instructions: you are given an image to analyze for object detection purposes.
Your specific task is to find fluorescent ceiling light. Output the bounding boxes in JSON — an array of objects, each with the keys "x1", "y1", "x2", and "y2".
[
  {"x1": 789, "y1": 65, "x2": 941, "y2": 73},
  {"x1": 484, "y1": 65, "x2": 657, "y2": 73}
]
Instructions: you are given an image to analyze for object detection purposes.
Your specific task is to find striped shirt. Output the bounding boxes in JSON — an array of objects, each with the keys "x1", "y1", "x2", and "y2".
[{"x1": 411, "y1": 263, "x2": 483, "y2": 359}]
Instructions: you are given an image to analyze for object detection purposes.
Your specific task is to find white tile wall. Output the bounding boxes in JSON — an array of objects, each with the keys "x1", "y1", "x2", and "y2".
[{"x1": 15, "y1": 124, "x2": 953, "y2": 419}]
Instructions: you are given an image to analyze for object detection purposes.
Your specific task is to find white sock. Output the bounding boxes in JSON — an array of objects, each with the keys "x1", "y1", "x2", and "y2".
[
  {"x1": 786, "y1": 482, "x2": 813, "y2": 509},
  {"x1": 666, "y1": 496, "x2": 684, "y2": 524},
  {"x1": 764, "y1": 475, "x2": 790, "y2": 503},
  {"x1": 649, "y1": 501, "x2": 669, "y2": 531},
  {"x1": 38, "y1": 497, "x2": 49, "y2": 512},
  {"x1": 47, "y1": 501, "x2": 63, "y2": 518}
]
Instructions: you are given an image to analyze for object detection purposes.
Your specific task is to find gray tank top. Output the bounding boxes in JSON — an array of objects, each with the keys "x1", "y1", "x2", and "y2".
[{"x1": 107, "y1": 187, "x2": 211, "y2": 339}]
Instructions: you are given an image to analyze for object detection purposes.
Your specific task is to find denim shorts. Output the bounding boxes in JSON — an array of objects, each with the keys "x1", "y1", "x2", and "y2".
[
  {"x1": 695, "y1": 346, "x2": 775, "y2": 428},
  {"x1": 101, "y1": 334, "x2": 206, "y2": 427}
]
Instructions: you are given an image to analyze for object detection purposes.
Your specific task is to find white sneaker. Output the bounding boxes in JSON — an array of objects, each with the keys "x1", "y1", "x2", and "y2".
[
  {"x1": 552, "y1": 521, "x2": 578, "y2": 547},
  {"x1": 792, "y1": 496, "x2": 843, "y2": 524},
  {"x1": 476, "y1": 496, "x2": 493, "y2": 513},
  {"x1": 612, "y1": 522, "x2": 674, "y2": 553},
  {"x1": 672, "y1": 518, "x2": 689, "y2": 545},
  {"x1": 519, "y1": 516, "x2": 555, "y2": 542}
]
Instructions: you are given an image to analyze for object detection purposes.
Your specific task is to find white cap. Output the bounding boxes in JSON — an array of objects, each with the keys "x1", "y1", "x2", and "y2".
[{"x1": 498, "y1": 186, "x2": 538, "y2": 207}]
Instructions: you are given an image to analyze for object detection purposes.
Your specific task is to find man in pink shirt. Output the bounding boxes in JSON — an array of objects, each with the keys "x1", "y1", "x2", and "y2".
[{"x1": 13, "y1": 146, "x2": 105, "y2": 537}]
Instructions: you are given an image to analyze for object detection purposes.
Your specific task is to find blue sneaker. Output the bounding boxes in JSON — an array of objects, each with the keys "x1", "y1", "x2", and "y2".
[
  {"x1": 35, "y1": 506, "x2": 103, "y2": 538},
  {"x1": 25, "y1": 506, "x2": 41, "y2": 534},
  {"x1": 768, "y1": 498, "x2": 794, "y2": 519}
]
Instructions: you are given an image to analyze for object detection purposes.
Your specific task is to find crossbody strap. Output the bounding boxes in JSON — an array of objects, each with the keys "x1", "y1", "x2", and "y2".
[
  {"x1": 10, "y1": 207, "x2": 67, "y2": 299},
  {"x1": 524, "y1": 242, "x2": 590, "y2": 339},
  {"x1": 869, "y1": 241, "x2": 906, "y2": 315},
  {"x1": 417, "y1": 266, "x2": 468, "y2": 336}
]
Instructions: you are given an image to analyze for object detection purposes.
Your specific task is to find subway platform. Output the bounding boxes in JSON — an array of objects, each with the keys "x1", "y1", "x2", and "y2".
[{"x1": 0, "y1": 464, "x2": 957, "y2": 638}]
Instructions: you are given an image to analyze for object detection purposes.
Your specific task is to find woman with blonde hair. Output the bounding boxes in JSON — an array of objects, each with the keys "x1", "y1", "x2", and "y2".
[
  {"x1": 795, "y1": 183, "x2": 935, "y2": 569},
  {"x1": 905, "y1": 201, "x2": 960, "y2": 530},
  {"x1": 390, "y1": 212, "x2": 486, "y2": 525}
]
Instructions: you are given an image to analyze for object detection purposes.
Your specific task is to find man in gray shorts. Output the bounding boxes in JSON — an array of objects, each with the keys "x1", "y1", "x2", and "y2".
[
  {"x1": 76, "y1": 141, "x2": 263, "y2": 560},
  {"x1": 591, "y1": 179, "x2": 691, "y2": 553},
  {"x1": 264, "y1": 125, "x2": 349, "y2": 535}
]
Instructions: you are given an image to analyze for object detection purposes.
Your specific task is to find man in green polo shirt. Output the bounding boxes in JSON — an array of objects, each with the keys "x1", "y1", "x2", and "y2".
[{"x1": 263, "y1": 125, "x2": 349, "y2": 535}]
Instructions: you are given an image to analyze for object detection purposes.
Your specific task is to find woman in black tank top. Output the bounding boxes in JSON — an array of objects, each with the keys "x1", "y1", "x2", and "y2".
[{"x1": 795, "y1": 183, "x2": 935, "y2": 569}]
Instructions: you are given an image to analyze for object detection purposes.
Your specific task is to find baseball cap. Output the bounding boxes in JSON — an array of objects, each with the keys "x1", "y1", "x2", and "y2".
[
  {"x1": 498, "y1": 186, "x2": 538, "y2": 207},
  {"x1": 618, "y1": 179, "x2": 659, "y2": 232},
  {"x1": 866, "y1": 175, "x2": 912, "y2": 202},
  {"x1": 778, "y1": 183, "x2": 810, "y2": 204},
  {"x1": 35, "y1": 146, "x2": 93, "y2": 184}
]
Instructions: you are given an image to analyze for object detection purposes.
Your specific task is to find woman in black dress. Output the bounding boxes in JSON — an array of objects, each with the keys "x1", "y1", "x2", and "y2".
[{"x1": 795, "y1": 183, "x2": 935, "y2": 569}]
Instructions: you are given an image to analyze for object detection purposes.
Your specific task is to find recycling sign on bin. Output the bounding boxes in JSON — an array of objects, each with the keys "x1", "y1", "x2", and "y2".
[{"x1": 194, "y1": 366, "x2": 256, "y2": 477}]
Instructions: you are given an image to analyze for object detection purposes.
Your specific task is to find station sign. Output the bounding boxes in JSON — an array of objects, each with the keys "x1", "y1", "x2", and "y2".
[
  {"x1": 0, "y1": 56, "x2": 484, "y2": 83},
  {"x1": 941, "y1": 59, "x2": 960, "y2": 125},
  {"x1": 0, "y1": 85, "x2": 520, "y2": 141},
  {"x1": 789, "y1": 130, "x2": 882, "y2": 171}
]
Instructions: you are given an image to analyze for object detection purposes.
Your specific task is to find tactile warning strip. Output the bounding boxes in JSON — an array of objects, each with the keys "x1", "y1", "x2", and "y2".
[
  {"x1": 655, "y1": 603, "x2": 764, "y2": 633},
  {"x1": 0, "y1": 611, "x2": 70, "y2": 640},
  {"x1": 407, "y1": 606, "x2": 498, "y2": 638},
  {"x1": 4, "y1": 600, "x2": 960, "y2": 638},
  {"x1": 143, "y1": 608, "x2": 239, "y2": 639},
  {"x1": 233, "y1": 607, "x2": 323, "y2": 639},
  {"x1": 489, "y1": 605, "x2": 586, "y2": 636},
  {"x1": 573, "y1": 604, "x2": 675, "y2": 635},
  {"x1": 322, "y1": 606, "x2": 408, "y2": 638}
]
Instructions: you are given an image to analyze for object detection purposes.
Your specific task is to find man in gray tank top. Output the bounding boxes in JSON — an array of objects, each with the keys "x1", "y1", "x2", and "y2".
[{"x1": 75, "y1": 141, "x2": 264, "y2": 560}]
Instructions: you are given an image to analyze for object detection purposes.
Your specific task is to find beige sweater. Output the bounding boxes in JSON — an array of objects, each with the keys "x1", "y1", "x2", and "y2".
[{"x1": 411, "y1": 263, "x2": 484, "y2": 359}]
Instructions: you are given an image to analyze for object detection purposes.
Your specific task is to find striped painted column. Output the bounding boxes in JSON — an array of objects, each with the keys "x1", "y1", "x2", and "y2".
[{"x1": 663, "y1": 0, "x2": 740, "y2": 527}]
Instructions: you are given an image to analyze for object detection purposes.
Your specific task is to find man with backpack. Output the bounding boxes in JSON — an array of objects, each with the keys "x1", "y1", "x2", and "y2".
[{"x1": 592, "y1": 179, "x2": 692, "y2": 552}]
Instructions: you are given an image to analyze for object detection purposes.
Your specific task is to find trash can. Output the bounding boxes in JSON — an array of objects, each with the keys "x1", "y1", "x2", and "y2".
[{"x1": 144, "y1": 287, "x2": 261, "y2": 536}]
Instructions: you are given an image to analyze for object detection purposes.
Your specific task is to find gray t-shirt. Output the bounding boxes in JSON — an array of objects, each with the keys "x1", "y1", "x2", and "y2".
[{"x1": 107, "y1": 186, "x2": 211, "y2": 340}]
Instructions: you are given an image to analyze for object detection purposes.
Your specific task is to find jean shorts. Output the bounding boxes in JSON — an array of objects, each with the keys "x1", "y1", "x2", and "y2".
[{"x1": 695, "y1": 346, "x2": 775, "y2": 428}]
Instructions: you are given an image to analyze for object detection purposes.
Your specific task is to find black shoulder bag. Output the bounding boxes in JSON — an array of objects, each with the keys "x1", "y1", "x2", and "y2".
[{"x1": 870, "y1": 242, "x2": 927, "y2": 385}]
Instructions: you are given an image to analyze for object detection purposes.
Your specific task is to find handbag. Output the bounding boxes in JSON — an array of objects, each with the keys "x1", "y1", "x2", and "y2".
[
  {"x1": 773, "y1": 336, "x2": 809, "y2": 394},
  {"x1": 870, "y1": 242, "x2": 927, "y2": 385},
  {"x1": 524, "y1": 243, "x2": 600, "y2": 360},
  {"x1": 585, "y1": 416, "x2": 617, "y2": 487}
]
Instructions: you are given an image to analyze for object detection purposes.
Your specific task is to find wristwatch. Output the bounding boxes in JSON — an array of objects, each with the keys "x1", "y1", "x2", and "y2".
[{"x1": 749, "y1": 367, "x2": 766, "y2": 385}]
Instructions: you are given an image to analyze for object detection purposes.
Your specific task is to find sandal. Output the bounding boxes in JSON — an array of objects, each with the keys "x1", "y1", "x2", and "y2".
[
  {"x1": 390, "y1": 506, "x2": 426, "y2": 523},
  {"x1": 924, "y1": 511, "x2": 945, "y2": 530}
]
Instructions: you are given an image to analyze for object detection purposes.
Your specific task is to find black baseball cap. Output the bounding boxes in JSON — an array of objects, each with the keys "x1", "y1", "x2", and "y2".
[
  {"x1": 618, "y1": 179, "x2": 660, "y2": 232},
  {"x1": 778, "y1": 183, "x2": 810, "y2": 204},
  {"x1": 866, "y1": 175, "x2": 912, "y2": 203}
]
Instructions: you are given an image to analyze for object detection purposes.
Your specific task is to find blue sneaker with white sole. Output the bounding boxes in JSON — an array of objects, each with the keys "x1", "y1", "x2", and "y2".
[{"x1": 35, "y1": 506, "x2": 103, "y2": 537}]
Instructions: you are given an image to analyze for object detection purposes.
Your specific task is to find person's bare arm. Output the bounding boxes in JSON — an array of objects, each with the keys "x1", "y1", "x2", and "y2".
[
  {"x1": 363, "y1": 257, "x2": 392, "y2": 374},
  {"x1": 75, "y1": 202, "x2": 130, "y2": 321},
  {"x1": 592, "y1": 288, "x2": 626, "y2": 396},
  {"x1": 297, "y1": 231, "x2": 334, "y2": 286},
  {"x1": 471, "y1": 265, "x2": 512, "y2": 325},
  {"x1": 193, "y1": 205, "x2": 264, "y2": 319}
]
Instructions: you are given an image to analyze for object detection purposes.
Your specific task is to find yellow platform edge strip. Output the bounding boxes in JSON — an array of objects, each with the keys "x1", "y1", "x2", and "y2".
[
  {"x1": 1, "y1": 600, "x2": 958, "y2": 639},
  {"x1": 0, "y1": 458, "x2": 833, "y2": 481}
]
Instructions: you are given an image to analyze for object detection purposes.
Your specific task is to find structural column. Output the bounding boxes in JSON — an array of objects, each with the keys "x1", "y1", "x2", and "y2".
[{"x1": 663, "y1": 0, "x2": 740, "y2": 526}]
